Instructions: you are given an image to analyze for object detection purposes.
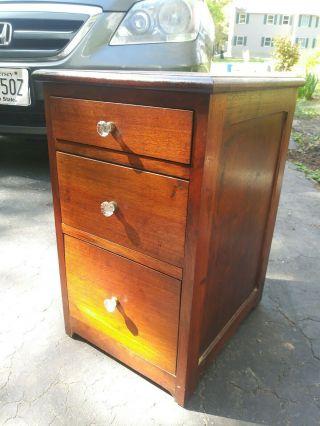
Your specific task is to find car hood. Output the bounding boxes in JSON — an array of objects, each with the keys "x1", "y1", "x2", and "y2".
[{"x1": 5, "y1": 0, "x2": 139, "y2": 12}]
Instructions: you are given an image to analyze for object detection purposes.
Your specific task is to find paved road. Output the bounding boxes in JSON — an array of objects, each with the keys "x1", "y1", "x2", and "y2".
[{"x1": 1, "y1": 136, "x2": 319, "y2": 425}]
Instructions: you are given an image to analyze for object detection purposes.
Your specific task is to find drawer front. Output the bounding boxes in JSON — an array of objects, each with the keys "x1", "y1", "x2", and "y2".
[
  {"x1": 51, "y1": 97, "x2": 193, "y2": 164},
  {"x1": 57, "y1": 152, "x2": 188, "y2": 267},
  {"x1": 65, "y1": 236, "x2": 181, "y2": 374}
]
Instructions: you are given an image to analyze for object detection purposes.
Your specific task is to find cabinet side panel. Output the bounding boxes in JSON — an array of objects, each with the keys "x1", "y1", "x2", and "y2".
[{"x1": 200, "y1": 89, "x2": 297, "y2": 355}]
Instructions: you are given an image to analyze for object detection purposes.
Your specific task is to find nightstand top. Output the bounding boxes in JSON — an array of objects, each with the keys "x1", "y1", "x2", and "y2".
[{"x1": 33, "y1": 69, "x2": 304, "y2": 94}]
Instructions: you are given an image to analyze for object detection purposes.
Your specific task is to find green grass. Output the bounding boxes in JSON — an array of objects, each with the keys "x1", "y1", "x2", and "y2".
[
  {"x1": 295, "y1": 102, "x2": 320, "y2": 118},
  {"x1": 293, "y1": 162, "x2": 320, "y2": 184},
  {"x1": 291, "y1": 85, "x2": 320, "y2": 184},
  {"x1": 291, "y1": 130, "x2": 304, "y2": 149},
  {"x1": 294, "y1": 93, "x2": 320, "y2": 119}
]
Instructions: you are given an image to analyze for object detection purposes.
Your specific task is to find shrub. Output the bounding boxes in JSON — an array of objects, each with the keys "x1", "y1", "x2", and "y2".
[
  {"x1": 298, "y1": 72, "x2": 319, "y2": 100},
  {"x1": 305, "y1": 49, "x2": 320, "y2": 72},
  {"x1": 272, "y1": 37, "x2": 300, "y2": 71}
]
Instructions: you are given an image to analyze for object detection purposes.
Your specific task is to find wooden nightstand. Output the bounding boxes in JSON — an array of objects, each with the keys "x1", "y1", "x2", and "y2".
[{"x1": 34, "y1": 70, "x2": 302, "y2": 405}]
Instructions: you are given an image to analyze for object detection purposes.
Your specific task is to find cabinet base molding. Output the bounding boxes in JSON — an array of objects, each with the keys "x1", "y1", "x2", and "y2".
[
  {"x1": 71, "y1": 317, "x2": 177, "y2": 395},
  {"x1": 199, "y1": 288, "x2": 259, "y2": 368}
]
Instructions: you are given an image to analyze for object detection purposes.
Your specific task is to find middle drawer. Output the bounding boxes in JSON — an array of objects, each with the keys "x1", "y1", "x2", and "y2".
[{"x1": 57, "y1": 152, "x2": 189, "y2": 267}]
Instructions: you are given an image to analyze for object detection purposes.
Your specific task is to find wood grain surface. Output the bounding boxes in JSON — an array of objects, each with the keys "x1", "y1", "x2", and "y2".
[
  {"x1": 55, "y1": 140, "x2": 191, "y2": 180},
  {"x1": 65, "y1": 235, "x2": 181, "y2": 374},
  {"x1": 33, "y1": 69, "x2": 304, "y2": 93},
  {"x1": 51, "y1": 96, "x2": 193, "y2": 164},
  {"x1": 174, "y1": 88, "x2": 298, "y2": 405},
  {"x1": 62, "y1": 223, "x2": 183, "y2": 280},
  {"x1": 57, "y1": 152, "x2": 188, "y2": 267},
  {"x1": 41, "y1": 73, "x2": 302, "y2": 406},
  {"x1": 200, "y1": 111, "x2": 287, "y2": 352},
  {"x1": 70, "y1": 317, "x2": 177, "y2": 393}
]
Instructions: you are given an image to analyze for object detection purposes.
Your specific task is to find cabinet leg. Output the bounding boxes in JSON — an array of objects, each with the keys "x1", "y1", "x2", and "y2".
[
  {"x1": 174, "y1": 388, "x2": 188, "y2": 407},
  {"x1": 252, "y1": 285, "x2": 265, "y2": 310},
  {"x1": 64, "y1": 320, "x2": 74, "y2": 338},
  {"x1": 174, "y1": 383, "x2": 196, "y2": 407}
]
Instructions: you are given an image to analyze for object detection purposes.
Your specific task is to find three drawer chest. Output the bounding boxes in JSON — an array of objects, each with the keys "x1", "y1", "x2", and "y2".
[{"x1": 34, "y1": 70, "x2": 302, "y2": 405}]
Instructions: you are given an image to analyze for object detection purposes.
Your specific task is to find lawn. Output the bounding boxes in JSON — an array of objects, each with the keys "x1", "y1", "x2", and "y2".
[{"x1": 289, "y1": 85, "x2": 320, "y2": 184}]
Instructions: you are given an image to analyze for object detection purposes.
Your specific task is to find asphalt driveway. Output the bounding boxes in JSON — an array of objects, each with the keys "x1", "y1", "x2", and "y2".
[{"x1": 0, "y1": 136, "x2": 319, "y2": 425}]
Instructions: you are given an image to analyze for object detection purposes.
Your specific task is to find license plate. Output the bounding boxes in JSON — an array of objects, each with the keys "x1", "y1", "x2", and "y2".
[{"x1": 0, "y1": 68, "x2": 30, "y2": 106}]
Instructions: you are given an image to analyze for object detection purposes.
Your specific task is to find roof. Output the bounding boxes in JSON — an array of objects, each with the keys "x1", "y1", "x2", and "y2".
[{"x1": 233, "y1": 0, "x2": 320, "y2": 15}]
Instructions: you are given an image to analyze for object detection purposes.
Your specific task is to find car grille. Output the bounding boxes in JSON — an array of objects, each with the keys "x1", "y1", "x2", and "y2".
[
  {"x1": 0, "y1": 4, "x2": 101, "y2": 60},
  {"x1": 0, "y1": 102, "x2": 45, "y2": 128}
]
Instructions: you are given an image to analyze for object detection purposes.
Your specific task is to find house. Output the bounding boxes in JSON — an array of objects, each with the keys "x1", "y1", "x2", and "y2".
[{"x1": 227, "y1": 0, "x2": 320, "y2": 58}]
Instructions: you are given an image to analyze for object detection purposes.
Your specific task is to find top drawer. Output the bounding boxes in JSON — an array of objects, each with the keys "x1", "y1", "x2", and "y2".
[{"x1": 50, "y1": 97, "x2": 193, "y2": 164}]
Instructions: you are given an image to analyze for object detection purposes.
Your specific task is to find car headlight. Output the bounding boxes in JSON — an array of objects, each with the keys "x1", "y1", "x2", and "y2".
[{"x1": 110, "y1": 0, "x2": 201, "y2": 45}]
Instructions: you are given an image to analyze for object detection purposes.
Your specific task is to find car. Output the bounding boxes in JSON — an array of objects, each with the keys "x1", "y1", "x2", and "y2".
[{"x1": 0, "y1": 0, "x2": 214, "y2": 135}]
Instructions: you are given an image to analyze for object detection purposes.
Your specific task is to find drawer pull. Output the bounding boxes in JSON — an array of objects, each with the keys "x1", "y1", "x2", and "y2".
[
  {"x1": 104, "y1": 296, "x2": 118, "y2": 313},
  {"x1": 100, "y1": 201, "x2": 117, "y2": 217},
  {"x1": 97, "y1": 120, "x2": 116, "y2": 137}
]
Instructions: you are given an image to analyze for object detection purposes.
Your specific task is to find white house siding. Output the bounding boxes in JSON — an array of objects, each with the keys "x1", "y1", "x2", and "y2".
[
  {"x1": 228, "y1": 6, "x2": 320, "y2": 58},
  {"x1": 231, "y1": 13, "x2": 293, "y2": 58},
  {"x1": 295, "y1": 15, "x2": 320, "y2": 49}
]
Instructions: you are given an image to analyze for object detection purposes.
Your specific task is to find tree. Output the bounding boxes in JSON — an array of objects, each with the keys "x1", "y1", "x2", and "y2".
[
  {"x1": 206, "y1": 0, "x2": 231, "y2": 53},
  {"x1": 272, "y1": 37, "x2": 300, "y2": 71}
]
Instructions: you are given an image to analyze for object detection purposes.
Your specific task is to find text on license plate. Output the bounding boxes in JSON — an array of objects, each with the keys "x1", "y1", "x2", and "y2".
[{"x1": 0, "y1": 68, "x2": 31, "y2": 106}]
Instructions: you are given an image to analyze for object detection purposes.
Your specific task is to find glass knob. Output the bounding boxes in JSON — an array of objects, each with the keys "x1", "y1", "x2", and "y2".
[
  {"x1": 100, "y1": 201, "x2": 117, "y2": 217},
  {"x1": 104, "y1": 296, "x2": 118, "y2": 313},
  {"x1": 97, "y1": 120, "x2": 116, "y2": 137}
]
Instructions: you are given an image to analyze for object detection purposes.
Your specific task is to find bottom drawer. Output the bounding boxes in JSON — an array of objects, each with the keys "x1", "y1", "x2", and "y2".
[{"x1": 65, "y1": 235, "x2": 181, "y2": 374}]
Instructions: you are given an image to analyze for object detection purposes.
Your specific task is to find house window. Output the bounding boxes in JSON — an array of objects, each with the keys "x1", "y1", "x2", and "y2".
[
  {"x1": 263, "y1": 37, "x2": 273, "y2": 47},
  {"x1": 299, "y1": 15, "x2": 311, "y2": 27},
  {"x1": 237, "y1": 13, "x2": 249, "y2": 24},
  {"x1": 296, "y1": 38, "x2": 309, "y2": 48},
  {"x1": 282, "y1": 15, "x2": 290, "y2": 25},
  {"x1": 267, "y1": 15, "x2": 275, "y2": 24},
  {"x1": 239, "y1": 13, "x2": 247, "y2": 24},
  {"x1": 233, "y1": 36, "x2": 247, "y2": 46},
  {"x1": 236, "y1": 36, "x2": 244, "y2": 45}
]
